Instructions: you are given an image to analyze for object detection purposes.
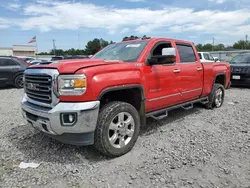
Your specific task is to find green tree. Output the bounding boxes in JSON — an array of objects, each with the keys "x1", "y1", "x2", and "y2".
[
  {"x1": 85, "y1": 38, "x2": 109, "y2": 55},
  {"x1": 122, "y1": 35, "x2": 140, "y2": 41},
  {"x1": 202, "y1": 43, "x2": 213, "y2": 51},
  {"x1": 196, "y1": 44, "x2": 203, "y2": 51},
  {"x1": 233, "y1": 40, "x2": 250, "y2": 49}
]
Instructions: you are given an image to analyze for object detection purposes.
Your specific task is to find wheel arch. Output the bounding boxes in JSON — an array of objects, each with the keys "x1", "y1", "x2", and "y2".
[
  {"x1": 98, "y1": 84, "x2": 146, "y2": 126},
  {"x1": 214, "y1": 73, "x2": 226, "y2": 88}
]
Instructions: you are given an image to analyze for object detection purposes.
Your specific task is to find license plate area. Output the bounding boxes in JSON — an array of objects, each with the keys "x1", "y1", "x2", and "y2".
[{"x1": 232, "y1": 75, "x2": 241, "y2": 80}]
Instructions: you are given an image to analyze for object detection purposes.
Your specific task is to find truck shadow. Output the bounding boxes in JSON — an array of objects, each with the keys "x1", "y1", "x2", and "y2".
[{"x1": 8, "y1": 105, "x2": 202, "y2": 163}]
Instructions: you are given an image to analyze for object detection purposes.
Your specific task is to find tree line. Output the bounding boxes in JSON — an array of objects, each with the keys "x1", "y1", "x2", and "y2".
[{"x1": 38, "y1": 36, "x2": 250, "y2": 56}]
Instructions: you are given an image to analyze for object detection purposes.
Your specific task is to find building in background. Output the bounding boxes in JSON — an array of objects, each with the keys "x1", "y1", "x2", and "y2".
[
  {"x1": 0, "y1": 45, "x2": 36, "y2": 57},
  {"x1": 0, "y1": 47, "x2": 13, "y2": 56}
]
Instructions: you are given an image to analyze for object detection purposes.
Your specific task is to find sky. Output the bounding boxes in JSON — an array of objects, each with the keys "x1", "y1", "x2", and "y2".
[{"x1": 0, "y1": 0, "x2": 250, "y2": 52}]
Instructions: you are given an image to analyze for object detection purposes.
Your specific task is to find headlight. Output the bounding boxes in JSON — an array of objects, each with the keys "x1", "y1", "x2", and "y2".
[{"x1": 58, "y1": 74, "x2": 87, "y2": 96}]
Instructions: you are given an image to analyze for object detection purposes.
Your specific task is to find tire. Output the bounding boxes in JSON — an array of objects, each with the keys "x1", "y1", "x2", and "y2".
[
  {"x1": 205, "y1": 83, "x2": 225, "y2": 109},
  {"x1": 94, "y1": 101, "x2": 140, "y2": 157},
  {"x1": 14, "y1": 75, "x2": 24, "y2": 88}
]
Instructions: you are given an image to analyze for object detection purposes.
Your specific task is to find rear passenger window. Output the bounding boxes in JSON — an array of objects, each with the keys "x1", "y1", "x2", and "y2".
[
  {"x1": 176, "y1": 44, "x2": 196, "y2": 63},
  {"x1": 0, "y1": 59, "x2": 17, "y2": 66},
  {"x1": 204, "y1": 53, "x2": 209, "y2": 60}
]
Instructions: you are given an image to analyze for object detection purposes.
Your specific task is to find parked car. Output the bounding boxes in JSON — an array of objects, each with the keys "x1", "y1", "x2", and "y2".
[
  {"x1": 230, "y1": 52, "x2": 250, "y2": 86},
  {"x1": 0, "y1": 56, "x2": 29, "y2": 88},
  {"x1": 21, "y1": 38, "x2": 230, "y2": 157},
  {"x1": 198, "y1": 52, "x2": 220, "y2": 62},
  {"x1": 30, "y1": 59, "x2": 48, "y2": 65},
  {"x1": 50, "y1": 55, "x2": 89, "y2": 61}
]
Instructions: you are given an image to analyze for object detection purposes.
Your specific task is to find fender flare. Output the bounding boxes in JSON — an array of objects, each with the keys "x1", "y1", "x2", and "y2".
[{"x1": 98, "y1": 84, "x2": 147, "y2": 126}]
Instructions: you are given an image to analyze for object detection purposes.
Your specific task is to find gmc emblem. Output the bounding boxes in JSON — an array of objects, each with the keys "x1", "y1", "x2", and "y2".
[{"x1": 26, "y1": 83, "x2": 39, "y2": 91}]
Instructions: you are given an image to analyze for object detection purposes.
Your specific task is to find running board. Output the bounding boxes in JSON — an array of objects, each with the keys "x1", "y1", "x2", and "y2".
[
  {"x1": 146, "y1": 97, "x2": 208, "y2": 120},
  {"x1": 181, "y1": 103, "x2": 193, "y2": 110}
]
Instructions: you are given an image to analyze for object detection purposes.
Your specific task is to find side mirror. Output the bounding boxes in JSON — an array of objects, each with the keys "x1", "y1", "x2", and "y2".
[
  {"x1": 162, "y1": 47, "x2": 176, "y2": 56},
  {"x1": 147, "y1": 47, "x2": 176, "y2": 65},
  {"x1": 214, "y1": 58, "x2": 219, "y2": 62}
]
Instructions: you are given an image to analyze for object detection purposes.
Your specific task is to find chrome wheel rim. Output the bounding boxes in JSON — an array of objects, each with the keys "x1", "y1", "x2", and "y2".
[
  {"x1": 215, "y1": 88, "x2": 223, "y2": 107},
  {"x1": 108, "y1": 112, "x2": 135, "y2": 149}
]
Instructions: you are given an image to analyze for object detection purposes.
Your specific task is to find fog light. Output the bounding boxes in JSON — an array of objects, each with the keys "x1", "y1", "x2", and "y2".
[{"x1": 60, "y1": 113, "x2": 77, "y2": 126}]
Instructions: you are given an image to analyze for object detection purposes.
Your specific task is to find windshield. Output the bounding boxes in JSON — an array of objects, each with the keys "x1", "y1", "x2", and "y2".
[
  {"x1": 92, "y1": 41, "x2": 148, "y2": 62},
  {"x1": 230, "y1": 54, "x2": 250, "y2": 64}
]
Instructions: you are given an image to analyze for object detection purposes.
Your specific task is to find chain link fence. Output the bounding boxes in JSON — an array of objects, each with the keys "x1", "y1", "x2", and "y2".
[{"x1": 210, "y1": 50, "x2": 250, "y2": 62}]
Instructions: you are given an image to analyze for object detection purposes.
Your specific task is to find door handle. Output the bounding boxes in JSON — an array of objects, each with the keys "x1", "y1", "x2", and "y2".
[
  {"x1": 197, "y1": 67, "x2": 203, "y2": 71},
  {"x1": 173, "y1": 69, "x2": 181, "y2": 73}
]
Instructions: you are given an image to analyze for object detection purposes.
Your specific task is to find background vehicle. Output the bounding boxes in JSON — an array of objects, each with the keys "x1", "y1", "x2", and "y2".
[
  {"x1": 51, "y1": 55, "x2": 89, "y2": 61},
  {"x1": 230, "y1": 52, "x2": 250, "y2": 86},
  {"x1": 30, "y1": 59, "x2": 48, "y2": 65},
  {"x1": 0, "y1": 56, "x2": 29, "y2": 88},
  {"x1": 198, "y1": 52, "x2": 220, "y2": 62},
  {"x1": 21, "y1": 38, "x2": 230, "y2": 157}
]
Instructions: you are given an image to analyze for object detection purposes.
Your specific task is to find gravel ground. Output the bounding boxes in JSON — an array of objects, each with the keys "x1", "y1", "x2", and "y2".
[{"x1": 1, "y1": 87, "x2": 250, "y2": 188}]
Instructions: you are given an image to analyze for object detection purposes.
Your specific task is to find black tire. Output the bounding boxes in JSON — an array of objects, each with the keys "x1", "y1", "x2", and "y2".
[
  {"x1": 205, "y1": 83, "x2": 225, "y2": 109},
  {"x1": 94, "y1": 101, "x2": 140, "y2": 157},
  {"x1": 14, "y1": 75, "x2": 24, "y2": 88}
]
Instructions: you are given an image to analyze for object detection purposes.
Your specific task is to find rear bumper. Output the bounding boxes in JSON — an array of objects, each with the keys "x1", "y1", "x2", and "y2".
[{"x1": 21, "y1": 94, "x2": 100, "y2": 145}]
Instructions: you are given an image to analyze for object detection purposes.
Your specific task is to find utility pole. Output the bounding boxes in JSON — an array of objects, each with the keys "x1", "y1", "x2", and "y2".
[
  {"x1": 78, "y1": 28, "x2": 80, "y2": 49},
  {"x1": 52, "y1": 39, "x2": 56, "y2": 56},
  {"x1": 245, "y1": 34, "x2": 248, "y2": 50},
  {"x1": 212, "y1": 37, "x2": 215, "y2": 51}
]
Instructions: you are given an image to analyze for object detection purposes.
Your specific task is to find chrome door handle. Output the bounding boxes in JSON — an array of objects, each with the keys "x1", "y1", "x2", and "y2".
[
  {"x1": 173, "y1": 69, "x2": 181, "y2": 73},
  {"x1": 197, "y1": 67, "x2": 203, "y2": 71}
]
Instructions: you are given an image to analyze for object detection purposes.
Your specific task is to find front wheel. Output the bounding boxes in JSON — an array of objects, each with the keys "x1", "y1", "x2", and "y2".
[
  {"x1": 205, "y1": 83, "x2": 225, "y2": 109},
  {"x1": 94, "y1": 101, "x2": 140, "y2": 157},
  {"x1": 14, "y1": 75, "x2": 24, "y2": 88}
]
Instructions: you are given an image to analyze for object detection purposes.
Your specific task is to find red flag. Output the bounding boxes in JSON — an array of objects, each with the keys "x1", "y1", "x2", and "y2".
[{"x1": 28, "y1": 36, "x2": 36, "y2": 43}]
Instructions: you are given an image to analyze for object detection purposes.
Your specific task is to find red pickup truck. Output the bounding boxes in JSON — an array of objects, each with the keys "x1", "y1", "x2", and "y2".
[{"x1": 21, "y1": 38, "x2": 230, "y2": 157}]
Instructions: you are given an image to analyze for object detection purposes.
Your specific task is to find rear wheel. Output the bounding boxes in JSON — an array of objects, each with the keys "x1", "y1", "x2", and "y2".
[
  {"x1": 205, "y1": 83, "x2": 225, "y2": 109},
  {"x1": 14, "y1": 75, "x2": 24, "y2": 88},
  {"x1": 94, "y1": 101, "x2": 140, "y2": 157}
]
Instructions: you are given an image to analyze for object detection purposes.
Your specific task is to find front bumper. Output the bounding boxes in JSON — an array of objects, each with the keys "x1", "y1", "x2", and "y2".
[{"x1": 21, "y1": 95, "x2": 100, "y2": 145}]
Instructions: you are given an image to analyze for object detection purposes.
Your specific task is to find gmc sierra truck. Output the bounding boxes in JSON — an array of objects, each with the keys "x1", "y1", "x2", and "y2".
[{"x1": 21, "y1": 38, "x2": 230, "y2": 157}]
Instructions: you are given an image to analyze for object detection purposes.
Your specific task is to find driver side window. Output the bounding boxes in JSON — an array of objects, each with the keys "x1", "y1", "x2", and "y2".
[
  {"x1": 150, "y1": 42, "x2": 174, "y2": 64},
  {"x1": 152, "y1": 43, "x2": 172, "y2": 56}
]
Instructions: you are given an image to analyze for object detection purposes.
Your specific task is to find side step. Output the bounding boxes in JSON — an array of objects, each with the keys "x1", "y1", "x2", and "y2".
[
  {"x1": 181, "y1": 103, "x2": 193, "y2": 110},
  {"x1": 146, "y1": 97, "x2": 208, "y2": 120},
  {"x1": 150, "y1": 111, "x2": 168, "y2": 120}
]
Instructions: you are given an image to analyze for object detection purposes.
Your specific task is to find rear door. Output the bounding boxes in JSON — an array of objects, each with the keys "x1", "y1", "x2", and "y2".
[
  {"x1": 145, "y1": 40, "x2": 182, "y2": 112},
  {"x1": 0, "y1": 58, "x2": 20, "y2": 86},
  {"x1": 175, "y1": 43, "x2": 203, "y2": 102}
]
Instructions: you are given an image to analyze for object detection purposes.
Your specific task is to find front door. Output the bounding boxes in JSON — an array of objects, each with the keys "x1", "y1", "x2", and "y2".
[
  {"x1": 175, "y1": 43, "x2": 203, "y2": 102},
  {"x1": 0, "y1": 59, "x2": 19, "y2": 86},
  {"x1": 144, "y1": 41, "x2": 181, "y2": 112}
]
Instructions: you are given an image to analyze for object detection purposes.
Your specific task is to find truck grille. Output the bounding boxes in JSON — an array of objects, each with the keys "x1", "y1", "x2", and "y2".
[
  {"x1": 24, "y1": 74, "x2": 52, "y2": 105},
  {"x1": 231, "y1": 67, "x2": 250, "y2": 74}
]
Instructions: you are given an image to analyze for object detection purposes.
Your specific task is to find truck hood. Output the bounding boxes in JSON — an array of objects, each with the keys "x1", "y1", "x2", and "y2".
[
  {"x1": 29, "y1": 59, "x2": 122, "y2": 73},
  {"x1": 230, "y1": 63, "x2": 250, "y2": 67}
]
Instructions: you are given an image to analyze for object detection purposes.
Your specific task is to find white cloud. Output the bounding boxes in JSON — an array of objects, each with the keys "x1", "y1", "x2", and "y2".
[
  {"x1": 1, "y1": 0, "x2": 250, "y2": 40},
  {"x1": 125, "y1": 0, "x2": 146, "y2": 2},
  {"x1": 6, "y1": 3, "x2": 21, "y2": 10},
  {"x1": 208, "y1": 0, "x2": 229, "y2": 3},
  {"x1": 0, "y1": 18, "x2": 10, "y2": 29},
  {"x1": 120, "y1": 28, "x2": 130, "y2": 34}
]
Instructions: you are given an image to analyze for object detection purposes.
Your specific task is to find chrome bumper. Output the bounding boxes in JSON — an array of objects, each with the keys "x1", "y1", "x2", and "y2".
[{"x1": 21, "y1": 95, "x2": 100, "y2": 135}]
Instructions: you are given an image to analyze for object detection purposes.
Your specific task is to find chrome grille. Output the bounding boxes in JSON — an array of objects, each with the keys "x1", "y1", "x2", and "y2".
[{"x1": 24, "y1": 74, "x2": 52, "y2": 105}]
